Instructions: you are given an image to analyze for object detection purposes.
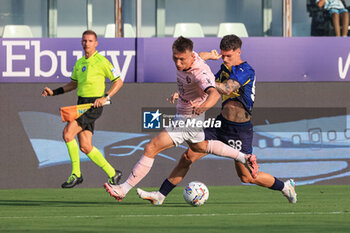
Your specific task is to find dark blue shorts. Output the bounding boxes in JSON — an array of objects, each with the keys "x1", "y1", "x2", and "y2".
[{"x1": 204, "y1": 114, "x2": 253, "y2": 154}]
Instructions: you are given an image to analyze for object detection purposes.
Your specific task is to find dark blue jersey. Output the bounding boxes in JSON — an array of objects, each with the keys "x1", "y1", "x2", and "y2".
[{"x1": 215, "y1": 62, "x2": 256, "y2": 115}]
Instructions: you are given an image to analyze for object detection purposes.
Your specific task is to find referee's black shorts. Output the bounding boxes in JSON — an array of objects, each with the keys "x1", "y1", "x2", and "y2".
[{"x1": 76, "y1": 96, "x2": 103, "y2": 133}]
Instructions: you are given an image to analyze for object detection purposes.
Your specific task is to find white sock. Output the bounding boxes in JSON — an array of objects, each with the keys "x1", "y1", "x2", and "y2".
[
  {"x1": 120, "y1": 182, "x2": 133, "y2": 195},
  {"x1": 236, "y1": 152, "x2": 246, "y2": 164},
  {"x1": 125, "y1": 155, "x2": 154, "y2": 187},
  {"x1": 157, "y1": 191, "x2": 166, "y2": 200},
  {"x1": 206, "y1": 140, "x2": 246, "y2": 163},
  {"x1": 282, "y1": 181, "x2": 288, "y2": 193}
]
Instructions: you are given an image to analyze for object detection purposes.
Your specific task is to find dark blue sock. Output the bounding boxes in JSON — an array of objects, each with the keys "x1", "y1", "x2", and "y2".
[
  {"x1": 269, "y1": 177, "x2": 284, "y2": 191},
  {"x1": 159, "y1": 179, "x2": 176, "y2": 197}
]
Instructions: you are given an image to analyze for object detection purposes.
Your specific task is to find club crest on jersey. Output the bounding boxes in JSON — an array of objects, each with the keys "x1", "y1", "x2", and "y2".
[
  {"x1": 186, "y1": 76, "x2": 191, "y2": 84},
  {"x1": 82, "y1": 66, "x2": 86, "y2": 72}
]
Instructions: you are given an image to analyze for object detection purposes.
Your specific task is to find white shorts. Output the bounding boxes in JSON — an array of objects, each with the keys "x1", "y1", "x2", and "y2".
[{"x1": 165, "y1": 114, "x2": 205, "y2": 146}]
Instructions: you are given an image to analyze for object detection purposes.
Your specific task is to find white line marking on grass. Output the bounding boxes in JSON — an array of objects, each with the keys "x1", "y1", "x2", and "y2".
[{"x1": 0, "y1": 211, "x2": 349, "y2": 219}]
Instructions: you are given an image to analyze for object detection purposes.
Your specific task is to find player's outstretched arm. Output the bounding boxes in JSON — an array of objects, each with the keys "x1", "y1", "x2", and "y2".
[
  {"x1": 198, "y1": 50, "x2": 221, "y2": 61},
  {"x1": 41, "y1": 81, "x2": 77, "y2": 97},
  {"x1": 215, "y1": 79, "x2": 240, "y2": 95},
  {"x1": 191, "y1": 87, "x2": 220, "y2": 115}
]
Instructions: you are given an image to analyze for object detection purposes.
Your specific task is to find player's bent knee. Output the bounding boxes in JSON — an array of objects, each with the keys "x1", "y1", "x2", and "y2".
[
  {"x1": 189, "y1": 143, "x2": 206, "y2": 154},
  {"x1": 79, "y1": 145, "x2": 92, "y2": 154},
  {"x1": 178, "y1": 159, "x2": 192, "y2": 170},
  {"x1": 144, "y1": 142, "x2": 156, "y2": 155},
  {"x1": 185, "y1": 151, "x2": 200, "y2": 164},
  {"x1": 181, "y1": 152, "x2": 194, "y2": 166},
  {"x1": 63, "y1": 132, "x2": 73, "y2": 143}
]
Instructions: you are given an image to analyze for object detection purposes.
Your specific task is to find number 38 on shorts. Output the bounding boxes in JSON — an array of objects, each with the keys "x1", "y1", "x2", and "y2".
[{"x1": 228, "y1": 139, "x2": 242, "y2": 151}]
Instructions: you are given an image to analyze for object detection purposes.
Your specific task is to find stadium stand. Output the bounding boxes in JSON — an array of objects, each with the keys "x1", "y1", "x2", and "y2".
[
  {"x1": 173, "y1": 23, "x2": 204, "y2": 37},
  {"x1": 2, "y1": 25, "x2": 33, "y2": 38},
  {"x1": 104, "y1": 23, "x2": 136, "y2": 38},
  {"x1": 217, "y1": 23, "x2": 248, "y2": 37},
  {"x1": 307, "y1": 0, "x2": 350, "y2": 36}
]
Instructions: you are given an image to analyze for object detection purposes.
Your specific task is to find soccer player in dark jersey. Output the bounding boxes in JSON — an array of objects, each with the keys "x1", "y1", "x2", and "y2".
[
  {"x1": 41, "y1": 30, "x2": 123, "y2": 188},
  {"x1": 137, "y1": 34, "x2": 297, "y2": 204}
]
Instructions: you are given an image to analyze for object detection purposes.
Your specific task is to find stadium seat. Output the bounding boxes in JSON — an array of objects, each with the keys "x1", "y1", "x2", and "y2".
[
  {"x1": 123, "y1": 24, "x2": 136, "y2": 38},
  {"x1": 104, "y1": 23, "x2": 136, "y2": 38},
  {"x1": 217, "y1": 23, "x2": 248, "y2": 37},
  {"x1": 2, "y1": 25, "x2": 33, "y2": 38},
  {"x1": 173, "y1": 23, "x2": 204, "y2": 37}
]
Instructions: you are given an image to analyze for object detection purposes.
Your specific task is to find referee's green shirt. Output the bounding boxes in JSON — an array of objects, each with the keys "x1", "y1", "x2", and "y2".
[{"x1": 71, "y1": 51, "x2": 120, "y2": 97}]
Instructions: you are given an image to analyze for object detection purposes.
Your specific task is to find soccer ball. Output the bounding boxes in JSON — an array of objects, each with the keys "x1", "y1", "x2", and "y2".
[{"x1": 183, "y1": 181, "x2": 209, "y2": 207}]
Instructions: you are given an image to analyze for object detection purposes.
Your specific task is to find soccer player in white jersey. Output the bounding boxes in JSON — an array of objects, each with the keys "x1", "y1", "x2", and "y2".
[
  {"x1": 104, "y1": 36, "x2": 259, "y2": 202},
  {"x1": 137, "y1": 35, "x2": 297, "y2": 205}
]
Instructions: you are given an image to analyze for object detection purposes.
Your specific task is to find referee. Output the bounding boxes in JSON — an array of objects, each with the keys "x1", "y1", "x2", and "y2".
[{"x1": 42, "y1": 30, "x2": 123, "y2": 188}]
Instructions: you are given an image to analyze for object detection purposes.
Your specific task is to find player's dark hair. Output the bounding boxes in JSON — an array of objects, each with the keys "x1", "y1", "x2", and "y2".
[
  {"x1": 82, "y1": 30, "x2": 98, "y2": 40},
  {"x1": 220, "y1": 34, "x2": 242, "y2": 51},
  {"x1": 172, "y1": 36, "x2": 193, "y2": 53}
]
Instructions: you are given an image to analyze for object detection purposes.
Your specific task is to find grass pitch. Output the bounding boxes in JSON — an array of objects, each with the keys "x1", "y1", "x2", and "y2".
[{"x1": 0, "y1": 185, "x2": 349, "y2": 233}]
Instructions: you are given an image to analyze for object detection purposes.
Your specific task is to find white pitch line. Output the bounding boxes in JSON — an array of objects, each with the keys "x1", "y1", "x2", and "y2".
[{"x1": 0, "y1": 211, "x2": 349, "y2": 219}]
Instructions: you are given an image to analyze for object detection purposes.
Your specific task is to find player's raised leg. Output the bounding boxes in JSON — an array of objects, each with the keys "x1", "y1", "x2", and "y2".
[
  {"x1": 190, "y1": 140, "x2": 259, "y2": 178},
  {"x1": 105, "y1": 130, "x2": 175, "y2": 202}
]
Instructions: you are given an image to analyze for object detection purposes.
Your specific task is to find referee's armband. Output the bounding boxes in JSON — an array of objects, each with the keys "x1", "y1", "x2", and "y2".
[{"x1": 52, "y1": 87, "x2": 64, "y2": 96}]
